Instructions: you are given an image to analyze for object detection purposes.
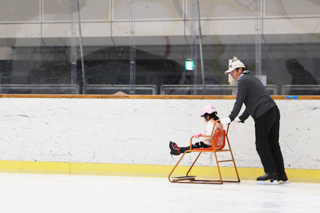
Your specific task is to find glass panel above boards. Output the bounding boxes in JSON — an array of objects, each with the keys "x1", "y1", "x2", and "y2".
[{"x1": 0, "y1": 0, "x2": 319, "y2": 95}]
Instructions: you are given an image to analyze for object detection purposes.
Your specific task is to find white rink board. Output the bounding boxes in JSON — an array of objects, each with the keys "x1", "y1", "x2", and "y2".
[{"x1": 0, "y1": 98, "x2": 319, "y2": 170}]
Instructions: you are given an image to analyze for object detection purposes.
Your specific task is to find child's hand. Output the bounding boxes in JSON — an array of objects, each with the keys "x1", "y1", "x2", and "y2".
[{"x1": 194, "y1": 133, "x2": 202, "y2": 138}]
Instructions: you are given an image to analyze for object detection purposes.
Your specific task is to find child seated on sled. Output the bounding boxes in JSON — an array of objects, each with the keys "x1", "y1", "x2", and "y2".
[{"x1": 169, "y1": 105, "x2": 224, "y2": 155}]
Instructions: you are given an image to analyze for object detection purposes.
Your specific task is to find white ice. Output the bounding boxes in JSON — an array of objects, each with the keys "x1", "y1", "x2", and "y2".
[{"x1": 0, "y1": 173, "x2": 319, "y2": 213}]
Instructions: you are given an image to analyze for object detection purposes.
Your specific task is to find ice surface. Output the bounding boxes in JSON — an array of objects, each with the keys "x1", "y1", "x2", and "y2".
[{"x1": 0, "y1": 173, "x2": 319, "y2": 213}]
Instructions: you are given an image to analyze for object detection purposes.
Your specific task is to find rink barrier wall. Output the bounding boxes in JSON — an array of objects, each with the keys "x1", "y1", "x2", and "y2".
[{"x1": 0, "y1": 94, "x2": 320, "y2": 183}]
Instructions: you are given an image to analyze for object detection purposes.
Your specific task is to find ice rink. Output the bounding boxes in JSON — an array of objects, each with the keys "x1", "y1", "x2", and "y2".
[{"x1": 1, "y1": 173, "x2": 320, "y2": 213}]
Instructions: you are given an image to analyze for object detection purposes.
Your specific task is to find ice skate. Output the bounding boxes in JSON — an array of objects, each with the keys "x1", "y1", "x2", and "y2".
[
  {"x1": 169, "y1": 141, "x2": 181, "y2": 155},
  {"x1": 257, "y1": 172, "x2": 279, "y2": 184},
  {"x1": 278, "y1": 173, "x2": 290, "y2": 184}
]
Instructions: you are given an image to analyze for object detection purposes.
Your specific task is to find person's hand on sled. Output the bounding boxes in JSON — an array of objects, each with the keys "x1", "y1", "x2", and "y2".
[
  {"x1": 234, "y1": 117, "x2": 244, "y2": 123},
  {"x1": 220, "y1": 117, "x2": 231, "y2": 126}
]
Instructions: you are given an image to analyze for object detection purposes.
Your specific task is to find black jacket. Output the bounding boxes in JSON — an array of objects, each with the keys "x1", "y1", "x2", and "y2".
[{"x1": 229, "y1": 73, "x2": 276, "y2": 121}]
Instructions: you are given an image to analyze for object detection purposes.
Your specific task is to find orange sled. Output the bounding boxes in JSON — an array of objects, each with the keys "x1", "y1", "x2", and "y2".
[{"x1": 168, "y1": 121, "x2": 240, "y2": 184}]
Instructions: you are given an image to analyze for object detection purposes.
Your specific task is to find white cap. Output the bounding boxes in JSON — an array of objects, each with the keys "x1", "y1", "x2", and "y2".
[{"x1": 225, "y1": 60, "x2": 246, "y2": 75}]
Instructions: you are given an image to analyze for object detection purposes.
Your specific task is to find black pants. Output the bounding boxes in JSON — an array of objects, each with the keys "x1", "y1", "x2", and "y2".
[
  {"x1": 255, "y1": 106, "x2": 285, "y2": 175},
  {"x1": 180, "y1": 142, "x2": 211, "y2": 153}
]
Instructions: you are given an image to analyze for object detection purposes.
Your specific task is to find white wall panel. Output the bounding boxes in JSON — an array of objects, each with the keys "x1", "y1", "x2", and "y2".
[
  {"x1": 43, "y1": 0, "x2": 111, "y2": 22},
  {"x1": 0, "y1": 24, "x2": 41, "y2": 38},
  {"x1": 264, "y1": 0, "x2": 320, "y2": 18},
  {"x1": 189, "y1": 0, "x2": 256, "y2": 19},
  {"x1": 113, "y1": 0, "x2": 184, "y2": 21},
  {"x1": 0, "y1": 0, "x2": 40, "y2": 23},
  {"x1": 263, "y1": 18, "x2": 320, "y2": 35}
]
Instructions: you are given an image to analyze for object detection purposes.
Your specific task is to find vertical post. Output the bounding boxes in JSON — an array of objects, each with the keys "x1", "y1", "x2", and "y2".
[
  {"x1": 70, "y1": 0, "x2": 77, "y2": 85},
  {"x1": 197, "y1": 0, "x2": 206, "y2": 95},
  {"x1": 76, "y1": 0, "x2": 86, "y2": 94},
  {"x1": 130, "y1": 0, "x2": 136, "y2": 94},
  {"x1": 190, "y1": 0, "x2": 198, "y2": 95},
  {"x1": 255, "y1": 0, "x2": 262, "y2": 81}
]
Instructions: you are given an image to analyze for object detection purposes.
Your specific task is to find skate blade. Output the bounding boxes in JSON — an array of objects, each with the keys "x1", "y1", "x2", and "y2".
[
  {"x1": 257, "y1": 180, "x2": 280, "y2": 185},
  {"x1": 279, "y1": 180, "x2": 291, "y2": 184}
]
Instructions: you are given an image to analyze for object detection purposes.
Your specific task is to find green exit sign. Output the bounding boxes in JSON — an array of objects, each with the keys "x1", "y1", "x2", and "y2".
[{"x1": 185, "y1": 60, "x2": 194, "y2": 70}]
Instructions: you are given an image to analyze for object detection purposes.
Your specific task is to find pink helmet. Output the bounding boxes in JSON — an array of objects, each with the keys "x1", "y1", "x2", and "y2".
[{"x1": 200, "y1": 105, "x2": 217, "y2": 117}]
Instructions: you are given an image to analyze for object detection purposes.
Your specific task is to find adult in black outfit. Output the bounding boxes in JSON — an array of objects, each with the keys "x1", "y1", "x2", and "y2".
[{"x1": 221, "y1": 60, "x2": 288, "y2": 183}]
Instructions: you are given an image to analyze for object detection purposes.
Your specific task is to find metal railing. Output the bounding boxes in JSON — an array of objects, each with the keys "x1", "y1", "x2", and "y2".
[
  {"x1": 0, "y1": 84, "x2": 79, "y2": 94},
  {"x1": 86, "y1": 84, "x2": 157, "y2": 95},
  {"x1": 282, "y1": 85, "x2": 320, "y2": 95},
  {"x1": 161, "y1": 85, "x2": 278, "y2": 95}
]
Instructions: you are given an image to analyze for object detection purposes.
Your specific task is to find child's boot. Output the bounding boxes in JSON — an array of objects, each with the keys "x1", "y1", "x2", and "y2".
[{"x1": 169, "y1": 141, "x2": 181, "y2": 155}]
